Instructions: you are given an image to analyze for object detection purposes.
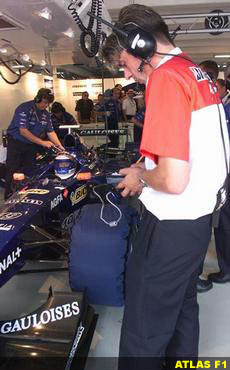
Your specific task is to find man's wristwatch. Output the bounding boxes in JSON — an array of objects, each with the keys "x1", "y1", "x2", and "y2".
[{"x1": 139, "y1": 178, "x2": 148, "y2": 187}]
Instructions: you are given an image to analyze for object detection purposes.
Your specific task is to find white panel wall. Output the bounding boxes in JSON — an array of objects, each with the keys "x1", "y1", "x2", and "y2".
[
  {"x1": 52, "y1": 76, "x2": 134, "y2": 118},
  {"x1": 0, "y1": 68, "x2": 133, "y2": 142},
  {"x1": 0, "y1": 67, "x2": 45, "y2": 131}
]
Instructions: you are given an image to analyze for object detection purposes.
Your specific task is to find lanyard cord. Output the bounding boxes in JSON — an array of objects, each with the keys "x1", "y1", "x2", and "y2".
[
  {"x1": 92, "y1": 186, "x2": 122, "y2": 227},
  {"x1": 216, "y1": 101, "x2": 229, "y2": 175}
]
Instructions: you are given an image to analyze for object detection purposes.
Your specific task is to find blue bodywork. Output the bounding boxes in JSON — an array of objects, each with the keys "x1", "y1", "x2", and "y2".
[{"x1": 0, "y1": 141, "x2": 106, "y2": 287}]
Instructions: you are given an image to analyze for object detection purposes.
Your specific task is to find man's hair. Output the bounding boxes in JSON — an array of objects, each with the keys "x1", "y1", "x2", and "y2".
[
  {"x1": 102, "y1": 4, "x2": 173, "y2": 64},
  {"x1": 217, "y1": 78, "x2": 230, "y2": 91},
  {"x1": 199, "y1": 60, "x2": 219, "y2": 80},
  {"x1": 35, "y1": 88, "x2": 54, "y2": 104},
  {"x1": 51, "y1": 102, "x2": 65, "y2": 114}
]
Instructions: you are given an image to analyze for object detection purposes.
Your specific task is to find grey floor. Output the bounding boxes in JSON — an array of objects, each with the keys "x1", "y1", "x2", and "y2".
[{"x1": 0, "y1": 188, "x2": 230, "y2": 368}]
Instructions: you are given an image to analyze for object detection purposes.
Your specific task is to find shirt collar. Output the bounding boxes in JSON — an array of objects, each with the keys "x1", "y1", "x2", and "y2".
[{"x1": 155, "y1": 47, "x2": 182, "y2": 69}]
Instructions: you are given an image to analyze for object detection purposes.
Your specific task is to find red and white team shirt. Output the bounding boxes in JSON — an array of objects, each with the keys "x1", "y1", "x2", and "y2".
[{"x1": 139, "y1": 47, "x2": 229, "y2": 220}]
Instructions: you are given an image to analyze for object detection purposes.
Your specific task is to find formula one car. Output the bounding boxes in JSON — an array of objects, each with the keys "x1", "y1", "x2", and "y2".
[{"x1": 0, "y1": 132, "x2": 110, "y2": 288}]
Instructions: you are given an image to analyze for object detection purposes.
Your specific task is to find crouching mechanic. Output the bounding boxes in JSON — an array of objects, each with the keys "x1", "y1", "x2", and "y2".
[
  {"x1": 5, "y1": 88, "x2": 65, "y2": 199},
  {"x1": 102, "y1": 4, "x2": 229, "y2": 369}
]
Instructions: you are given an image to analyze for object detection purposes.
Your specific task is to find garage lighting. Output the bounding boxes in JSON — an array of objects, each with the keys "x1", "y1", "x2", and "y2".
[
  {"x1": 11, "y1": 65, "x2": 25, "y2": 69},
  {"x1": 0, "y1": 48, "x2": 7, "y2": 54},
  {"x1": 62, "y1": 27, "x2": 74, "y2": 38},
  {"x1": 215, "y1": 55, "x2": 230, "y2": 58},
  {"x1": 22, "y1": 54, "x2": 30, "y2": 62},
  {"x1": 37, "y1": 7, "x2": 52, "y2": 21}
]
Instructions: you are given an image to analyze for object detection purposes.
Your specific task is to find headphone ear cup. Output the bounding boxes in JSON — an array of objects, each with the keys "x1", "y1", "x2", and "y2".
[{"x1": 127, "y1": 28, "x2": 156, "y2": 59}]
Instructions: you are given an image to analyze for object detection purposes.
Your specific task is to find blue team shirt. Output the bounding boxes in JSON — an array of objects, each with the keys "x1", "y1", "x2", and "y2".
[
  {"x1": 134, "y1": 107, "x2": 145, "y2": 123},
  {"x1": 7, "y1": 100, "x2": 54, "y2": 144},
  {"x1": 104, "y1": 98, "x2": 122, "y2": 123}
]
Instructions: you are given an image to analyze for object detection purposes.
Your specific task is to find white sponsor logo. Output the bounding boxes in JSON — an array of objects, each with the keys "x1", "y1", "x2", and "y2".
[
  {"x1": 65, "y1": 323, "x2": 85, "y2": 369},
  {"x1": 51, "y1": 194, "x2": 63, "y2": 210},
  {"x1": 62, "y1": 213, "x2": 74, "y2": 230},
  {"x1": 70, "y1": 185, "x2": 87, "y2": 206},
  {"x1": 19, "y1": 189, "x2": 49, "y2": 195},
  {"x1": 0, "y1": 212, "x2": 22, "y2": 220},
  {"x1": 0, "y1": 301, "x2": 80, "y2": 334},
  {"x1": 0, "y1": 223, "x2": 15, "y2": 231},
  {"x1": 0, "y1": 247, "x2": 22, "y2": 275},
  {"x1": 7, "y1": 198, "x2": 43, "y2": 206}
]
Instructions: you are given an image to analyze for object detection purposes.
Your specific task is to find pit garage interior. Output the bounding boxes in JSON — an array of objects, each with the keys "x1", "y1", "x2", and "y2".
[{"x1": 0, "y1": 0, "x2": 230, "y2": 368}]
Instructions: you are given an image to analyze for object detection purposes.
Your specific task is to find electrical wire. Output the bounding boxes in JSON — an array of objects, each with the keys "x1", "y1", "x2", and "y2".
[
  {"x1": 0, "y1": 57, "x2": 34, "y2": 84},
  {"x1": 92, "y1": 186, "x2": 122, "y2": 227},
  {"x1": 67, "y1": 0, "x2": 103, "y2": 58}
]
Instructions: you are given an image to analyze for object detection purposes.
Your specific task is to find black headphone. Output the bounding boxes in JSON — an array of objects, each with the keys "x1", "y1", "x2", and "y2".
[
  {"x1": 88, "y1": 11, "x2": 173, "y2": 63},
  {"x1": 34, "y1": 88, "x2": 54, "y2": 104},
  {"x1": 114, "y1": 22, "x2": 156, "y2": 60}
]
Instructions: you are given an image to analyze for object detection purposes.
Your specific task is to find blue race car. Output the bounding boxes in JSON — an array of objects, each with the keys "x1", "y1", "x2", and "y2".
[{"x1": 0, "y1": 133, "x2": 107, "y2": 287}]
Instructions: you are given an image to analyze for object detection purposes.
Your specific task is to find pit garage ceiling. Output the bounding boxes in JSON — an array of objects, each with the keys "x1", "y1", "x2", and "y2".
[{"x1": 0, "y1": 0, "x2": 230, "y2": 79}]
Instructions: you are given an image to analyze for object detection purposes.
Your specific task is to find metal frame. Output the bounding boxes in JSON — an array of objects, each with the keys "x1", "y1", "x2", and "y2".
[{"x1": 163, "y1": 11, "x2": 230, "y2": 36}]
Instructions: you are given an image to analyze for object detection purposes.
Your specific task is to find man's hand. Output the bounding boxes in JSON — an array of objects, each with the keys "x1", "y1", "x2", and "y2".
[
  {"x1": 42, "y1": 140, "x2": 55, "y2": 149},
  {"x1": 56, "y1": 143, "x2": 65, "y2": 151},
  {"x1": 117, "y1": 167, "x2": 145, "y2": 197}
]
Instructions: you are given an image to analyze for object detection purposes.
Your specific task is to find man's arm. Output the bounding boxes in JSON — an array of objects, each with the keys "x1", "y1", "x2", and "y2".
[
  {"x1": 47, "y1": 131, "x2": 65, "y2": 150},
  {"x1": 122, "y1": 99, "x2": 128, "y2": 122},
  {"x1": 131, "y1": 117, "x2": 144, "y2": 128},
  {"x1": 117, "y1": 157, "x2": 190, "y2": 197},
  {"x1": 19, "y1": 128, "x2": 54, "y2": 148}
]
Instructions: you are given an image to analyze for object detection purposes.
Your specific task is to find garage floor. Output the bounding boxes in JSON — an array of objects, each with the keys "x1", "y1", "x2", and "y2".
[{"x1": 0, "y1": 188, "x2": 230, "y2": 369}]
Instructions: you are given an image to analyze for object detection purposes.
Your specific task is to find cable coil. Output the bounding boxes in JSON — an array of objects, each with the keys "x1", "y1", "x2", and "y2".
[{"x1": 67, "y1": 0, "x2": 103, "y2": 58}]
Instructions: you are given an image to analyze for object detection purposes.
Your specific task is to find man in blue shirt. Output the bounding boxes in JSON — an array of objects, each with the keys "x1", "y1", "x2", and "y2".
[
  {"x1": 104, "y1": 88, "x2": 122, "y2": 147},
  {"x1": 5, "y1": 88, "x2": 64, "y2": 199}
]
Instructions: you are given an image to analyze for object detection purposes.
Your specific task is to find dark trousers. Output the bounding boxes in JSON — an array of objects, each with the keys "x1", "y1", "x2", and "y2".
[
  {"x1": 214, "y1": 197, "x2": 230, "y2": 273},
  {"x1": 107, "y1": 121, "x2": 119, "y2": 148},
  {"x1": 5, "y1": 136, "x2": 37, "y2": 199},
  {"x1": 119, "y1": 209, "x2": 212, "y2": 370},
  {"x1": 199, "y1": 198, "x2": 230, "y2": 275},
  {"x1": 134, "y1": 126, "x2": 143, "y2": 143}
]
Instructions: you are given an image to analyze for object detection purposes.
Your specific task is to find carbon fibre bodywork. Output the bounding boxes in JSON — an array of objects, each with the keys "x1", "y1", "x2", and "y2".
[{"x1": 0, "y1": 289, "x2": 97, "y2": 370}]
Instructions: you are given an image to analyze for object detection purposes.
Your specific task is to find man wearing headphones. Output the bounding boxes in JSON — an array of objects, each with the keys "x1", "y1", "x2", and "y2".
[
  {"x1": 102, "y1": 4, "x2": 229, "y2": 368},
  {"x1": 5, "y1": 88, "x2": 64, "y2": 199}
]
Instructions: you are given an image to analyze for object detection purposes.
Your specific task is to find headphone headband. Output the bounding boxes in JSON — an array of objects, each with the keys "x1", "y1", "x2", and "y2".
[{"x1": 35, "y1": 88, "x2": 54, "y2": 104}]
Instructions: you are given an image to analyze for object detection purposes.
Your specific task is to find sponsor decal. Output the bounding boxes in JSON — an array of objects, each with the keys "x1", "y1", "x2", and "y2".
[
  {"x1": 0, "y1": 223, "x2": 15, "y2": 231},
  {"x1": 70, "y1": 185, "x2": 87, "y2": 206},
  {"x1": 65, "y1": 322, "x2": 85, "y2": 370},
  {"x1": 19, "y1": 189, "x2": 49, "y2": 195},
  {"x1": 50, "y1": 194, "x2": 63, "y2": 210},
  {"x1": 6, "y1": 198, "x2": 43, "y2": 206},
  {"x1": 62, "y1": 213, "x2": 74, "y2": 230},
  {"x1": 0, "y1": 247, "x2": 22, "y2": 275},
  {"x1": 189, "y1": 67, "x2": 209, "y2": 82},
  {"x1": 0, "y1": 301, "x2": 80, "y2": 334},
  {"x1": 0, "y1": 212, "x2": 22, "y2": 220},
  {"x1": 78, "y1": 129, "x2": 126, "y2": 136}
]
